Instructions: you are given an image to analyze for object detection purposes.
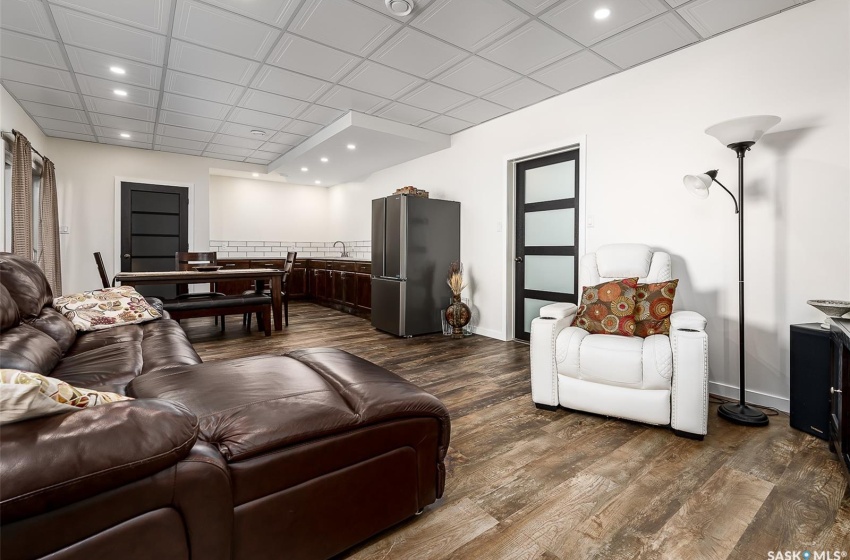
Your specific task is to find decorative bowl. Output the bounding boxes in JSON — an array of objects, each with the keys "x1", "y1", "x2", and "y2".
[
  {"x1": 193, "y1": 265, "x2": 222, "y2": 272},
  {"x1": 807, "y1": 299, "x2": 850, "y2": 329}
]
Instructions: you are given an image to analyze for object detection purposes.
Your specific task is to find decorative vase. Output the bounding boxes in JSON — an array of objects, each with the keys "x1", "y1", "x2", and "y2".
[{"x1": 445, "y1": 294, "x2": 471, "y2": 338}]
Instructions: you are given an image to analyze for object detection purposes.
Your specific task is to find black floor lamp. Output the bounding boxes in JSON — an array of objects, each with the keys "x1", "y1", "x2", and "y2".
[{"x1": 683, "y1": 115, "x2": 781, "y2": 427}]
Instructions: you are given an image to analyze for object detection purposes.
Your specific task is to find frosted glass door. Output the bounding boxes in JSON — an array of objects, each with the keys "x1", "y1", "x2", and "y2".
[{"x1": 514, "y1": 150, "x2": 579, "y2": 341}]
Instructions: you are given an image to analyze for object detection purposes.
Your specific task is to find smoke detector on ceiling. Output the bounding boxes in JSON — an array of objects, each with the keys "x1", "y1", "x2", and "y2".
[{"x1": 385, "y1": 0, "x2": 414, "y2": 17}]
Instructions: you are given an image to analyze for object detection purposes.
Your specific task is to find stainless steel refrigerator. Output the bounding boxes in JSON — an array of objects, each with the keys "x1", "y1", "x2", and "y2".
[{"x1": 371, "y1": 195, "x2": 461, "y2": 337}]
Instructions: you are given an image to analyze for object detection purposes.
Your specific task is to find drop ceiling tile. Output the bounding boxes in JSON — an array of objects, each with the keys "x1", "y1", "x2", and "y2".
[
  {"x1": 219, "y1": 121, "x2": 276, "y2": 139},
  {"x1": 399, "y1": 82, "x2": 473, "y2": 113},
  {"x1": 260, "y1": 141, "x2": 295, "y2": 154},
  {"x1": 479, "y1": 20, "x2": 581, "y2": 74},
  {"x1": 678, "y1": 0, "x2": 799, "y2": 38},
  {"x1": 267, "y1": 34, "x2": 360, "y2": 82},
  {"x1": 85, "y1": 96, "x2": 156, "y2": 120},
  {"x1": 251, "y1": 66, "x2": 330, "y2": 102},
  {"x1": 340, "y1": 61, "x2": 423, "y2": 99},
  {"x1": 249, "y1": 150, "x2": 281, "y2": 160},
  {"x1": 374, "y1": 102, "x2": 437, "y2": 126},
  {"x1": 240, "y1": 89, "x2": 308, "y2": 117},
  {"x1": 446, "y1": 98, "x2": 510, "y2": 124},
  {"x1": 0, "y1": 0, "x2": 55, "y2": 39},
  {"x1": 542, "y1": 0, "x2": 667, "y2": 46},
  {"x1": 49, "y1": 0, "x2": 172, "y2": 33},
  {"x1": 283, "y1": 120, "x2": 322, "y2": 136},
  {"x1": 664, "y1": 0, "x2": 688, "y2": 6},
  {"x1": 168, "y1": 40, "x2": 259, "y2": 85},
  {"x1": 290, "y1": 0, "x2": 400, "y2": 56},
  {"x1": 158, "y1": 145, "x2": 203, "y2": 156},
  {"x1": 483, "y1": 78, "x2": 558, "y2": 110},
  {"x1": 66, "y1": 47, "x2": 161, "y2": 89},
  {"x1": 203, "y1": 151, "x2": 245, "y2": 162},
  {"x1": 419, "y1": 114, "x2": 473, "y2": 135},
  {"x1": 159, "y1": 110, "x2": 222, "y2": 131},
  {"x1": 0, "y1": 59, "x2": 76, "y2": 91},
  {"x1": 77, "y1": 75, "x2": 158, "y2": 106},
  {"x1": 505, "y1": 0, "x2": 560, "y2": 15},
  {"x1": 50, "y1": 6, "x2": 167, "y2": 65},
  {"x1": 270, "y1": 131, "x2": 306, "y2": 145},
  {"x1": 228, "y1": 107, "x2": 289, "y2": 130},
  {"x1": 412, "y1": 0, "x2": 527, "y2": 52},
  {"x1": 20, "y1": 101, "x2": 88, "y2": 123},
  {"x1": 298, "y1": 104, "x2": 344, "y2": 125},
  {"x1": 164, "y1": 71, "x2": 243, "y2": 104},
  {"x1": 198, "y1": 0, "x2": 300, "y2": 27},
  {"x1": 95, "y1": 127, "x2": 153, "y2": 143},
  {"x1": 101, "y1": 137, "x2": 152, "y2": 149},
  {"x1": 0, "y1": 31, "x2": 65, "y2": 68},
  {"x1": 370, "y1": 28, "x2": 467, "y2": 79},
  {"x1": 42, "y1": 129, "x2": 96, "y2": 142},
  {"x1": 245, "y1": 157, "x2": 273, "y2": 164},
  {"x1": 3, "y1": 81, "x2": 83, "y2": 108},
  {"x1": 530, "y1": 50, "x2": 619, "y2": 92},
  {"x1": 162, "y1": 93, "x2": 230, "y2": 119},
  {"x1": 205, "y1": 144, "x2": 254, "y2": 157},
  {"x1": 349, "y1": 0, "x2": 436, "y2": 16},
  {"x1": 157, "y1": 135, "x2": 208, "y2": 150},
  {"x1": 172, "y1": 0, "x2": 278, "y2": 60},
  {"x1": 435, "y1": 56, "x2": 521, "y2": 97},
  {"x1": 155, "y1": 124, "x2": 214, "y2": 142},
  {"x1": 318, "y1": 85, "x2": 389, "y2": 114},
  {"x1": 212, "y1": 134, "x2": 265, "y2": 150},
  {"x1": 89, "y1": 113, "x2": 155, "y2": 133},
  {"x1": 591, "y1": 13, "x2": 699, "y2": 68},
  {"x1": 34, "y1": 116, "x2": 93, "y2": 135}
]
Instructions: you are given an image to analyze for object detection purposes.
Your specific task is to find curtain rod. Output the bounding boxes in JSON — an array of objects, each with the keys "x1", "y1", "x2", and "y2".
[{"x1": 1, "y1": 129, "x2": 48, "y2": 162}]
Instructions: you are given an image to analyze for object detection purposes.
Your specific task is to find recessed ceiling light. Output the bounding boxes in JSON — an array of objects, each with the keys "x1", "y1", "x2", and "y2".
[
  {"x1": 594, "y1": 7, "x2": 611, "y2": 19},
  {"x1": 320, "y1": 157, "x2": 329, "y2": 163},
  {"x1": 385, "y1": 0, "x2": 414, "y2": 16},
  {"x1": 301, "y1": 167, "x2": 308, "y2": 172},
  {"x1": 113, "y1": 89, "x2": 128, "y2": 97},
  {"x1": 346, "y1": 144, "x2": 356, "y2": 150},
  {"x1": 250, "y1": 130, "x2": 265, "y2": 136},
  {"x1": 315, "y1": 180, "x2": 321, "y2": 185},
  {"x1": 119, "y1": 132, "x2": 130, "y2": 138},
  {"x1": 109, "y1": 66, "x2": 126, "y2": 75},
  {"x1": 252, "y1": 172, "x2": 259, "y2": 177}
]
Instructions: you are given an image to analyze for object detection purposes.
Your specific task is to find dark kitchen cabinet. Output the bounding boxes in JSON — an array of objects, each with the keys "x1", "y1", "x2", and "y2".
[
  {"x1": 356, "y1": 273, "x2": 371, "y2": 311},
  {"x1": 289, "y1": 265, "x2": 307, "y2": 298}
]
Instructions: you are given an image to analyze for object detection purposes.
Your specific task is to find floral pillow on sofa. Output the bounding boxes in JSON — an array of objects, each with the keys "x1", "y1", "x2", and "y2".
[{"x1": 53, "y1": 285, "x2": 161, "y2": 331}]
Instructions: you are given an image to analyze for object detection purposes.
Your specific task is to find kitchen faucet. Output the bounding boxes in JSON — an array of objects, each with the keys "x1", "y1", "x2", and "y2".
[{"x1": 333, "y1": 241, "x2": 349, "y2": 258}]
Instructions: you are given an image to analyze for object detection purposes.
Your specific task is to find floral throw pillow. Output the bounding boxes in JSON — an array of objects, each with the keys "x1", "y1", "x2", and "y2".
[
  {"x1": 574, "y1": 278, "x2": 639, "y2": 336},
  {"x1": 1, "y1": 369, "x2": 132, "y2": 425},
  {"x1": 53, "y1": 285, "x2": 161, "y2": 332},
  {"x1": 634, "y1": 280, "x2": 678, "y2": 337}
]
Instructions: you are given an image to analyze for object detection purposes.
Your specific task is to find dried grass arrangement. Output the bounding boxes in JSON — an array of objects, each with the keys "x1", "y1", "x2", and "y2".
[{"x1": 447, "y1": 261, "x2": 466, "y2": 297}]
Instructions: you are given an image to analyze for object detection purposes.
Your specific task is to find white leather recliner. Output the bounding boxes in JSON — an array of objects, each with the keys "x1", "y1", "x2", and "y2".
[{"x1": 530, "y1": 243, "x2": 709, "y2": 439}]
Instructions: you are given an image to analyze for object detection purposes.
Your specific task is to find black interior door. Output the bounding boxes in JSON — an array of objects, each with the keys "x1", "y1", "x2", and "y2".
[
  {"x1": 514, "y1": 149, "x2": 580, "y2": 341},
  {"x1": 120, "y1": 182, "x2": 188, "y2": 299}
]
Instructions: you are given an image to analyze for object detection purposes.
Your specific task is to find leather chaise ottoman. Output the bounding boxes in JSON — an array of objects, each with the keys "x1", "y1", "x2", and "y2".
[{"x1": 128, "y1": 348, "x2": 450, "y2": 560}]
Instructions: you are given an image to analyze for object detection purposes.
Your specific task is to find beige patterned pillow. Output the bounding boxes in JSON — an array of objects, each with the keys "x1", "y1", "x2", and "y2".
[
  {"x1": 53, "y1": 285, "x2": 161, "y2": 331},
  {"x1": 0, "y1": 369, "x2": 132, "y2": 425}
]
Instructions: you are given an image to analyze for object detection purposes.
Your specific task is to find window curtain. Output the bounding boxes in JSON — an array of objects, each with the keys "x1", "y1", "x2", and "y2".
[
  {"x1": 37, "y1": 157, "x2": 62, "y2": 295},
  {"x1": 11, "y1": 131, "x2": 33, "y2": 259}
]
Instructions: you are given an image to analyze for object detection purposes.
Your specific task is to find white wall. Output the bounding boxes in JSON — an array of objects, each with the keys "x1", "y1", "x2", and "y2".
[
  {"x1": 328, "y1": 0, "x2": 850, "y2": 410},
  {"x1": 209, "y1": 175, "x2": 329, "y2": 242}
]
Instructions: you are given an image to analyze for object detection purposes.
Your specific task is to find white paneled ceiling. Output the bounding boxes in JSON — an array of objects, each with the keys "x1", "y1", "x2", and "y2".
[{"x1": 0, "y1": 0, "x2": 813, "y2": 170}]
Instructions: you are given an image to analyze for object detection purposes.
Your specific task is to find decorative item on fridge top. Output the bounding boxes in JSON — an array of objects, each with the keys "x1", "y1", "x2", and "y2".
[
  {"x1": 393, "y1": 185, "x2": 429, "y2": 198},
  {"x1": 807, "y1": 299, "x2": 850, "y2": 329},
  {"x1": 445, "y1": 260, "x2": 471, "y2": 338}
]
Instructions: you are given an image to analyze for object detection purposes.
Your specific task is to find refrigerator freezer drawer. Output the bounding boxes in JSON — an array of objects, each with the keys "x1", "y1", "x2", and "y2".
[{"x1": 371, "y1": 277, "x2": 405, "y2": 336}]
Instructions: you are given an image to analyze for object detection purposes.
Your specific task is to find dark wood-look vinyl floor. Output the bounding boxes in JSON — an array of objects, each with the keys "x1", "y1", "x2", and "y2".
[{"x1": 186, "y1": 302, "x2": 850, "y2": 560}]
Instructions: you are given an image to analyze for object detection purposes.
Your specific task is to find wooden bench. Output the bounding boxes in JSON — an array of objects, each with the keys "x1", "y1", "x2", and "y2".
[{"x1": 163, "y1": 294, "x2": 272, "y2": 336}]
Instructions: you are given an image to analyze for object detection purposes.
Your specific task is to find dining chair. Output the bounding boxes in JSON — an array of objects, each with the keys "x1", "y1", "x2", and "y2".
[
  {"x1": 93, "y1": 252, "x2": 112, "y2": 288},
  {"x1": 174, "y1": 251, "x2": 227, "y2": 331},
  {"x1": 244, "y1": 251, "x2": 297, "y2": 329}
]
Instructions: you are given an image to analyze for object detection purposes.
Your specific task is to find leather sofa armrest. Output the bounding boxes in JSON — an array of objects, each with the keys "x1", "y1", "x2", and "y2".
[
  {"x1": 671, "y1": 310, "x2": 707, "y2": 332},
  {"x1": 539, "y1": 302, "x2": 578, "y2": 321},
  {"x1": 0, "y1": 399, "x2": 199, "y2": 523}
]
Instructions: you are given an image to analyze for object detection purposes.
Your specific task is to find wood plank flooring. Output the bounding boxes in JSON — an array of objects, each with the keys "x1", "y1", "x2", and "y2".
[{"x1": 185, "y1": 302, "x2": 850, "y2": 560}]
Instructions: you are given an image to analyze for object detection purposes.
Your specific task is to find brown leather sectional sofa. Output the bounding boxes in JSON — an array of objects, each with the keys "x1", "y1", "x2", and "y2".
[{"x1": 0, "y1": 253, "x2": 451, "y2": 560}]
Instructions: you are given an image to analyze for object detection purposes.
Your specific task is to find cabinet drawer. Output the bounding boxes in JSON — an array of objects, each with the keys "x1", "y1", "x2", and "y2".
[
  {"x1": 308, "y1": 260, "x2": 327, "y2": 270},
  {"x1": 251, "y1": 259, "x2": 284, "y2": 269},
  {"x1": 331, "y1": 261, "x2": 357, "y2": 272},
  {"x1": 356, "y1": 262, "x2": 371, "y2": 274},
  {"x1": 218, "y1": 260, "x2": 250, "y2": 269}
]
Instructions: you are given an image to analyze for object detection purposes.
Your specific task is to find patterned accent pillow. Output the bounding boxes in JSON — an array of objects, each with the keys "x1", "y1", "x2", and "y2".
[
  {"x1": 634, "y1": 280, "x2": 678, "y2": 337},
  {"x1": 53, "y1": 286, "x2": 161, "y2": 332},
  {"x1": 0, "y1": 369, "x2": 132, "y2": 425},
  {"x1": 574, "y1": 278, "x2": 639, "y2": 336}
]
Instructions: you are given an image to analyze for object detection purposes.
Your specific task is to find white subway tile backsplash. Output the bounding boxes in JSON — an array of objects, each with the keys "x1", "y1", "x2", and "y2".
[
  {"x1": 212, "y1": 240, "x2": 370, "y2": 260},
  {"x1": 264, "y1": 241, "x2": 281, "y2": 246}
]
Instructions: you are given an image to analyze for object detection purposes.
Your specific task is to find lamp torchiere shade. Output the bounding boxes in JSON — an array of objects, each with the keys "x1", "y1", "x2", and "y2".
[
  {"x1": 705, "y1": 115, "x2": 781, "y2": 147},
  {"x1": 683, "y1": 172, "x2": 714, "y2": 199}
]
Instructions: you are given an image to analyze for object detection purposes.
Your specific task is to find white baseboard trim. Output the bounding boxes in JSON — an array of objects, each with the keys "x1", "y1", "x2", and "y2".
[
  {"x1": 709, "y1": 381, "x2": 789, "y2": 413},
  {"x1": 472, "y1": 326, "x2": 507, "y2": 340}
]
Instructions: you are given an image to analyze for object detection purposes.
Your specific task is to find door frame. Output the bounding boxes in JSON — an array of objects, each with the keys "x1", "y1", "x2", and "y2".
[
  {"x1": 113, "y1": 177, "x2": 194, "y2": 280},
  {"x1": 503, "y1": 135, "x2": 586, "y2": 342}
]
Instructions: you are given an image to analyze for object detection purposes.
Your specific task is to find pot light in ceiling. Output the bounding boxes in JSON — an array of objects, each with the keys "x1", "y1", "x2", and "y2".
[
  {"x1": 250, "y1": 130, "x2": 265, "y2": 136},
  {"x1": 301, "y1": 167, "x2": 308, "y2": 172},
  {"x1": 109, "y1": 66, "x2": 126, "y2": 75},
  {"x1": 315, "y1": 180, "x2": 321, "y2": 185},
  {"x1": 320, "y1": 157, "x2": 329, "y2": 163},
  {"x1": 594, "y1": 7, "x2": 611, "y2": 19},
  {"x1": 113, "y1": 89, "x2": 128, "y2": 97},
  {"x1": 119, "y1": 132, "x2": 130, "y2": 138},
  {"x1": 252, "y1": 172, "x2": 259, "y2": 177},
  {"x1": 346, "y1": 144, "x2": 356, "y2": 150},
  {"x1": 385, "y1": 0, "x2": 414, "y2": 17}
]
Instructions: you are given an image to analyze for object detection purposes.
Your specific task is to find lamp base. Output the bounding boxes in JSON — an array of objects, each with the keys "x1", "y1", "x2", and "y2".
[{"x1": 718, "y1": 402, "x2": 769, "y2": 426}]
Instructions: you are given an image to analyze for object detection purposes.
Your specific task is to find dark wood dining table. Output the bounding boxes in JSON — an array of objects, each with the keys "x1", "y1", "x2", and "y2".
[{"x1": 114, "y1": 268, "x2": 285, "y2": 331}]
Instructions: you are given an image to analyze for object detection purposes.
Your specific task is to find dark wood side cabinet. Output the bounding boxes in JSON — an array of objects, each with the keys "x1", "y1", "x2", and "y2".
[
  {"x1": 830, "y1": 318, "x2": 850, "y2": 480},
  {"x1": 790, "y1": 323, "x2": 832, "y2": 439}
]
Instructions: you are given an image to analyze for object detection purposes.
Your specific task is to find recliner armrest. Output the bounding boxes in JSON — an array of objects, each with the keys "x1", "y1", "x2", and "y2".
[
  {"x1": 671, "y1": 310, "x2": 707, "y2": 332},
  {"x1": 539, "y1": 302, "x2": 578, "y2": 321}
]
